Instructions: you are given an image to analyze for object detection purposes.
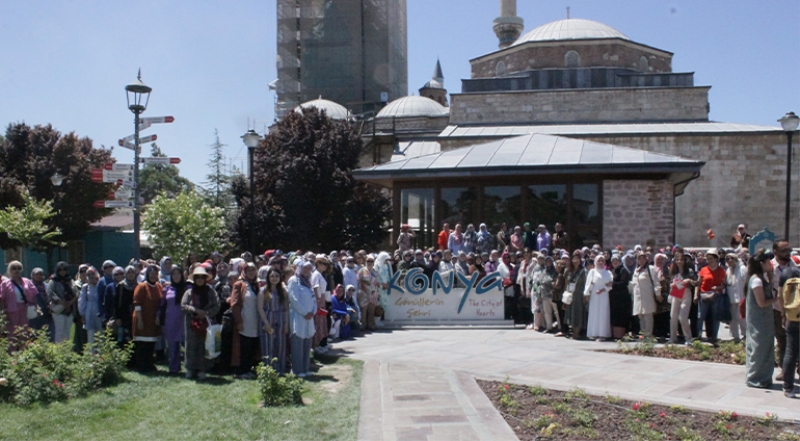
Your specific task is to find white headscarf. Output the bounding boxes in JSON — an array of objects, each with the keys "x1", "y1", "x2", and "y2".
[{"x1": 375, "y1": 252, "x2": 391, "y2": 267}]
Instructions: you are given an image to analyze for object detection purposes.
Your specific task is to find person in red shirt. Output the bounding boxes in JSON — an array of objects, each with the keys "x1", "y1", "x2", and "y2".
[
  {"x1": 437, "y1": 223, "x2": 450, "y2": 251},
  {"x1": 695, "y1": 250, "x2": 726, "y2": 343}
]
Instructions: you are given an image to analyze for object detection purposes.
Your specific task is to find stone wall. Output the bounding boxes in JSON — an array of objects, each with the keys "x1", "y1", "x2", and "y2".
[
  {"x1": 603, "y1": 180, "x2": 675, "y2": 250},
  {"x1": 587, "y1": 133, "x2": 799, "y2": 247},
  {"x1": 471, "y1": 40, "x2": 672, "y2": 78},
  {"x1": 449, "y1": 87, "x2": 710, "y2": 125}
]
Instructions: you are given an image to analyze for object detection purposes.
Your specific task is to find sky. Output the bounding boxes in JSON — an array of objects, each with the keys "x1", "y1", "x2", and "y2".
[{"x1": 1, "y1": 1, "x2": 798, "y2": 186}]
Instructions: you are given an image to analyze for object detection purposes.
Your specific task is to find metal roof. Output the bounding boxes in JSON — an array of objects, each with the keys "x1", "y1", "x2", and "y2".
[
  {"x1": 391, "y1": 141, "x2": 441, "y2": 162},
  {"x1": 438, "y1": 122, "x2": 783, "y2": 138},
  {"x1": 513, "y1": 19, "x2": 629, "y2": 46},
  {"x1": 355, "y1": 133, "x2": 704, "y2": 186}
]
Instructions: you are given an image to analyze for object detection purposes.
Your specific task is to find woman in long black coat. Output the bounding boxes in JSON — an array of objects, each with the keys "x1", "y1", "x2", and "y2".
[{"x1": 609, "y1": 255, "x2": 632, "y2": 339}]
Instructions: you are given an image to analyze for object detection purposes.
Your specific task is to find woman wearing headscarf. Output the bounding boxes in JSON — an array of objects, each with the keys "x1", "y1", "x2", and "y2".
[
  {"x1": 668, "y1": 253, "x2": 697, "y2": 344},
  {"x1": 536, "y1": 257, "x2": 559, "y2": 333},
  {"x1": 310, "y1": 256, "x2": 331, "y2": 354},
  {"x1": 288, "y1": 260, "x2": 316, "y2": 377},
  {"x1": 71, "y1": 264, "x2": 90, "y2": 352},
  {"x1": 745, "y1": 250, "x2": 778, "y2": 389},
  {"x1": 182, "y1": 266, "x2": 220, "y2": 380},
  {"x1": 631, "y1": 252, "x2": 658, "y2": 337},
  {"x1": 78, "y1": 267, "x2": 104, "y2": 347},
  {"x1": 725, "y1": 253, "x2": 747, "y2": 343},
  {"x1": 159, "y1": 257, "x2": 173, "y2": 283},
  {"x1": 230, "y1": 263, "x2": 260, "y2": 379},
  {"x1": 110, "y1": 266, "x2": 138, "y2": 349},
  {"x1": 258, "y1": 267, "x2": 289, "y2": 374},
  {"x1": 0, "y1": 261, "x2": 37, "y2": 341},
  {"x1": 476, "y1": 223, "x2": 493, "y2": 255},
  {"x1": 329, "y1": 284, "x2": 351, "y2": 341},
  {"x1": 565, "y1": 253, "x2": 588, "y2": 339},
  {"x1": 375, "y1": 251, "x2": 392, "y2": 319},
  {"x1": 133, "y1": 265, "x2": 163, "y2": 373},
  {"x1": 462, "y1": 224, "x2": 478, "y2": 254},
  {"x1": 160, "y1": 266, "x2": 187, "y2": 374},
  {"x1": 609, "y1": 255, "x2": 633, "y2": 339},
  {"x1": 584, "y1": 255, "x2": 613, "y2": 340},
  {"x1": 47, "y1": 261, "x2": 78, "y2": 343},
  {"x1": 358, "y1": 256, "x2": 381, "y2": 331},
  {"x1": 29, "y1": 268, "x2": 54, "y2": 341}
]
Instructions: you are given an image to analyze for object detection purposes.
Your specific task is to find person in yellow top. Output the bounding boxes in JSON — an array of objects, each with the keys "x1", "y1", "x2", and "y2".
[{"x1": 780, "y1": 267, "x2": 800, "y2": 398}]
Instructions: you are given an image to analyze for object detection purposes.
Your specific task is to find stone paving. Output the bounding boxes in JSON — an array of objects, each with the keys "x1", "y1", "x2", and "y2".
[{"x1": 332, "y1": 327, "x2": 800, "y2": 441}]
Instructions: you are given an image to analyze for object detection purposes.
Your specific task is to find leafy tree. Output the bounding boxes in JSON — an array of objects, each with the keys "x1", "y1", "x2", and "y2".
[
  {"x1": 0, "y1": 191, "x2": 62, "y2": 250},
  {"x1": 0, "y1": 123, "x2": 114, "y2": 249},
  {"x1": 142, "y1": 190, "x2": 227, "y2": 260},
  {"x1": 232, "y1": 108, "x2": 390, "y2": 251},
  {"x1": 138, "y1": 143, "x2": 195, "y2": 204},
  {"x1": 202, "y1": 129, "x2": 233, "y2": 210}
]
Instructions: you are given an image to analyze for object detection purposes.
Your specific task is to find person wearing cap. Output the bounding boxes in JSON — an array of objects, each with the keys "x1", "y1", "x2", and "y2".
[
  {"x1": 132, "y1": 265, "x2": 163, "y2": 372},
  {"x1": 695, "y1": 249, "x2": 726, "y2": 343},
  {"x1": 96, "y1": 260, "x2": 116, "y2": 325},
  {"x1": 745, "y1": 249, "x2": 780, "y2": 389},
  {"x1": 182, "y1": 265, "x2": 220, "y2": 380},
  {"x1": 730, "y1": 224, "x2": 751, "y2": 250}
]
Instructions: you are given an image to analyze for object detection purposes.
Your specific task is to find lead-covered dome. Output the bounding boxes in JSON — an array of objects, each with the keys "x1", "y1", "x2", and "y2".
[
  {"x1": 294, "y1": 98, "x2": 350, "y2": 120},
  {"x1": 513, "y1": 19, "x2": 629, "y2": 46},
  {"x1": 377, "y1": 96, "x2": 448, "y2": 118}
]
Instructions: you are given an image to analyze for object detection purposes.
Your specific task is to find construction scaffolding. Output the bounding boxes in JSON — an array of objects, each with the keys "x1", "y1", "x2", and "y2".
[{"x1": 275, "y1": 0, "x2": 407, "y2": 120}]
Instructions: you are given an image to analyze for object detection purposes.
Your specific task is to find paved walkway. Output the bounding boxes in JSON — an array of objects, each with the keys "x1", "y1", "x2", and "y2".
[{"x1": 333, "y1": 327, "x2": 799, "y2": 441}]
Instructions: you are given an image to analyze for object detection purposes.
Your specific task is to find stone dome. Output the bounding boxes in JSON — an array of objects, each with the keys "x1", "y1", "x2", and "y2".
[
  {"x1": 422, "y1": 79, "x2": 444, "y2": 90},
  {"x1": 512, "y1": 19, "x2": 629, "y2": 46},
  {"x1": 377, "y1": 96, "x2": 448, "y2": 118},
  {"x1": 294, "y1": 98, "x2": 350, "y2": 120}
]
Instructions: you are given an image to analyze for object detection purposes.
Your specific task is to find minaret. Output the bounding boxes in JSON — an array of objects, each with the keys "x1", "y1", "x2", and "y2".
[
  {"x1": 419, "y1": 59, "x2": 448, "y2": 106},
  {"x1": 493, "y1": 0, "x2": 524, "y2": 49}
]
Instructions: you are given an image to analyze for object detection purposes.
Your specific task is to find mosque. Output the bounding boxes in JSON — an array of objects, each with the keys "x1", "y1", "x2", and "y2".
[{"x1": 290, "y1": 0, "x2": 796, "y2": 250}]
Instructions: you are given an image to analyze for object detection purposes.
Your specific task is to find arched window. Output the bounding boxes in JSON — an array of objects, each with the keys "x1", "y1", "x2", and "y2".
[
  {"x1": 495, "y1": 61, "x2": 506, "y2": 76},
  {"x1": 564, "y1": 50, "x2": 580, "y2": 67},
  {"x1": 639, "y1": 56, "x2": 649, "y2": 72}
]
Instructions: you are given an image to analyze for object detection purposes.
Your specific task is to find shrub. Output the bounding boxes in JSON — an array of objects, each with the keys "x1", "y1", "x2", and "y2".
[
  {"x1": 0, "y1": 327, "x2": 131, "y2": 406},
  {"x1": 256, "y1": 361, "x2": 304, "y2": 407}
]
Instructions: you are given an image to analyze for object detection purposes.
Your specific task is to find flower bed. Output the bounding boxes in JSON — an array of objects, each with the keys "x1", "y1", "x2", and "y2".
[
  {"x1": 479, "y1": 379, "x2": 799, "y2": 441},
  {"x1": 0, "y1": 328, "x2": 131, "y2": 406},
  {"x1": 612, "y1": 338, "x2": 746, "y2": 365}
]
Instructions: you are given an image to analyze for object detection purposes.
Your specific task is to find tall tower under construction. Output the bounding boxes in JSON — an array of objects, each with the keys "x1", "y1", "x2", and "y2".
[{"x1": 274, "y1": 0, "x2": 408, "y2": 119}]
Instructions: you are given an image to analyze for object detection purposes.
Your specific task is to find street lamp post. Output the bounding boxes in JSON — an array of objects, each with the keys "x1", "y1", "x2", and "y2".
[
  {"x1": 125, "y1": 69, "x2": 152, "y2": 259},
  {"x1": 242, "y1": 129, "x2": 262, "y2": 253},
  {"x1": 779, "y1": 111, "x2": 800, "y2": 242}
]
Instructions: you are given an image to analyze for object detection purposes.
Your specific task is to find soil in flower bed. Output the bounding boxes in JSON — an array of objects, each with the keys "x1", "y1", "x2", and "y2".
[
  {"x1": 610, "y1": 338, "x2": 746, "y2": 365},
  {"x1": 478, "y1": 380, "x2": 800, "y2": 441}
]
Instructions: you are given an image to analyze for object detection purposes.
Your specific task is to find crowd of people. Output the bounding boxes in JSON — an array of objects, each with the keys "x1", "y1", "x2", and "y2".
[{"x1": 0, "y1": 222, "x2": 798, "y2": 398}]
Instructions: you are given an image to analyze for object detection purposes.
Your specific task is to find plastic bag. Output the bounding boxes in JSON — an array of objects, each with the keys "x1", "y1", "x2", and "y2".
[{"x1": 205, "y1": 318, "x2": 223, "y2": 359}]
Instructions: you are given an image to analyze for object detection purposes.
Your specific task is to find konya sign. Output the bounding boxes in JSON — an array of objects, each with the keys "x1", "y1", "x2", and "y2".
[{"x1": 385, "y1": 268, "x2": 505, "y2": 321}]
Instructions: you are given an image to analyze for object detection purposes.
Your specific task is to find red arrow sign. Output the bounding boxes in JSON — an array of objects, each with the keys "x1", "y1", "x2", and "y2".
[
  {"x1": 91, "y1": 169, "x2": 104, "y2": 182},
  {"x1": 93, "y1": 200, "x2": 106, "y2": 208}
]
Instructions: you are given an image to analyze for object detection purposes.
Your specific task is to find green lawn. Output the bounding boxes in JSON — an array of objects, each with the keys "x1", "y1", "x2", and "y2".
[{"x1": 0, "y1": 356, "x2": 362, "y2": 441}]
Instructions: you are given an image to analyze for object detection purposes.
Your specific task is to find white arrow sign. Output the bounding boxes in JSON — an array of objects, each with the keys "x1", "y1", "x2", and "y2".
[
  {"x1": 118, "y1": 180, "x2": 136, "y2": 188},
  {"x1": 137, "y1": 121, "x2": 151, "y2": 131},
  {"x1": 103, "y1": 170, "x2": 133, "y2": 182},
  {"x1": 118, "y1": 134, "x2": 157, "y2": 150},
  {"x1": 104, "y1": 201, "x2": 134, "y2": 209},
  {"x1": 141, "y1": 116, "x2": 174, "y2": 125},
  {"x1": 104, "y1": 163, "x2": 135, "y2": 171}
]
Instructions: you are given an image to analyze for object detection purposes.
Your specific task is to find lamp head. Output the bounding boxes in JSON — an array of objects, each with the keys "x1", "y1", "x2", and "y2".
[
  {"x1": 242, "y1": 129, "x2": 262, "y2": 148},
  {"x1": 51, "y1": 172, "x2": 64, "y2": 186},
  {"x1": 779, "y1": 111, "x2": 800, "y2": 132},
  {"x1": 125, "y1": 69, "x2": 152, "y2": 114}
]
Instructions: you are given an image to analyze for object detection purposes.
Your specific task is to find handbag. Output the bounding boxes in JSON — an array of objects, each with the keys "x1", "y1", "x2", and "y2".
[
  {"x1": 12, "y1": 280, "x2": 38, "y2": 320},
  {"x1": 205, "y1": 317, "x2": 223, "y2": 359},
  {"x1": 562, "y1": 291, "x2": 573, "y2": 305},
  {"x1": 715, "y1": 290, "x2": 732, "y2": 322},
  {"x1": 739, "y1": 296, "x2": 746, "y2": 320},
  {"x1": 373, "y1": 304, "x2": 384, "y2": 318},
  {"x1": 502, "y1": 277, "x2": 514, "y2": 289}
]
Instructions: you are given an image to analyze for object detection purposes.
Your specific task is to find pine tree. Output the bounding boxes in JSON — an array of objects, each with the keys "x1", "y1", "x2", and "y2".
[{"x1": 202, "y1": 129, "x2": 232, "y2": 210}]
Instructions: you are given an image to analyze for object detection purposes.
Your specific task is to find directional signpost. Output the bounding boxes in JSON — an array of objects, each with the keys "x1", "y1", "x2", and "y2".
[
  {"x1": 93, "y1": 200, "x2": 134, "y2": 209},
  {"x1": 103, "y1": 163, "x2": 135, "y2": 171},
  {"x1": 140, "y1": 157, "x2": 181, "y2": 165},
  {"x1": 118, "y1": 134, "x2": 156, "y2": 150}
]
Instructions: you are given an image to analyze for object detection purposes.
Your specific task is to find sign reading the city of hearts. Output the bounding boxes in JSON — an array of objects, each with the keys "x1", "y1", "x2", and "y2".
[{"x1": 384, "y1": 269, "x2": 504, "y2": 322}]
